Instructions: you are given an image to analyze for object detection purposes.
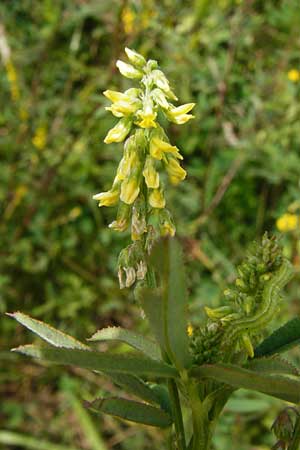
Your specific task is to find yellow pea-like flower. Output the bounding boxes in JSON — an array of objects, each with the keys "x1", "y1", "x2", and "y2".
[
  {"x1": 120, "y1": 177, "x2": 140, "y2": 204},
  {"x1": 150, "y1": 136, "x2": 183, "y2": 160},
  {"x1": 93, "y1": 188, "x2": 120, "y2": 207},
  {"x1": 104, "y1": 118, "x2": 132, "y2": 144},
  {"x1": 143, "y1": 156, "x2": 159, "y2": 188},
  {"x1": 149, "y1": 188, "x2": 166, "y2": 209},
  {"x1": 166, "y1": 157, "x2": 187, "y2": 185}
]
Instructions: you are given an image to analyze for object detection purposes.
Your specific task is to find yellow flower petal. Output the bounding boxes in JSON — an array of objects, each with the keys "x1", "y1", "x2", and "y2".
[{"x1": 149, "y1": 189, "x2": 165, "y2": 209}]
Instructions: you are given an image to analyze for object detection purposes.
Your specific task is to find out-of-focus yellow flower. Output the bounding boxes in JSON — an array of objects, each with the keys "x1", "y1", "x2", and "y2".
[
  {"x1": 104, "y1": 118, "x2": 132, "y2": 144},
  {"x1": 166, "y1": 157, "x2": 187, "y2": 185},
  {"x1": 32, "y1": 126, "x2": 47, "y2": 150},
  {"x1": 276, "y1": 213, "x2": 299, "y2": 232},
  {"x1": 149, "y1": 188, "x2": 165, "y2": 209},
  {"x1": 187, "y1": 324, "x2": 193, "y2": 337},
  {"x1": 136, "y1": 112, "x2": 157, "y2": 129},
  {"x1": 19, "y1": 108, "x2": 29, "y2": 122},
  {"x1": 5, "y1": 61, "x2": 20, "y2": 101},
  {"x1": 122, "y1": 6, "x2": 135, "y2": 35},
  {"x1": 288, "y1": 69, "x2": 300, "y2": 82},
  {"x1": 69, "y1": 207, "x2": 82, "y2": 220}
]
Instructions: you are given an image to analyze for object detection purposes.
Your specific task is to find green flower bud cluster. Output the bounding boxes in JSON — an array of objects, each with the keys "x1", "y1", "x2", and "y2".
[
  {"x1": 93, "y1": 48, "x2": 195, "y2": 288},
  {"x1": 189, "y1": 323, "x2": 222, "y2": 366},
  {"x1": 190, "y1": 234, "x2": 287, "y2": 365},
  {"x1": 205, "y1": 233, "x2": 283, "y2": 324}
]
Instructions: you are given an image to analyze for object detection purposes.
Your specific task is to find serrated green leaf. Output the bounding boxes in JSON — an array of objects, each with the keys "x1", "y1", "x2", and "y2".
[
  {"x1": 190, "y1": 363, "x2": 300, "y2": 403},
  {"x1": 13, "y1": 345, "x2": 178, "y2": 378},
  {"x1": 7, "y1": 312, "x2": 88, "y2": 350},
  {"x1": 246, "y1": 355, "x2": 300, "y2": 376},
  {"x1": 88, "y1": 327, "x2": 161, "y2": 361},
  {"x1": 254, "y1": 318, "x2": 300, "y2": 357},
  {"x1": 86, "y1": 397, "x2": 172, "y2": 428},
  {"x1": 138, "y1": 238, "x2": 191, "y2": 370}
]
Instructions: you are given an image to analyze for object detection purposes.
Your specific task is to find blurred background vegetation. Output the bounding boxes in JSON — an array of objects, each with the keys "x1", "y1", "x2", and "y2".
[{"x1": 1, "y1": 0, "x2": 300, "y2": 449}]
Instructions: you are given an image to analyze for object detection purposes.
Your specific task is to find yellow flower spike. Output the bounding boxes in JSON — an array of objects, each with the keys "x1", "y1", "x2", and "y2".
[
  {"x1": 104, "y1": 117, "x2": 132, "y2": 144},
  {"x1": 150, "y1": 136, "x2": 183, "y2": 160},
  {"x1": 288, "y1": 69, "x2": 300, "y2": 82},
  {"x1": 276, "y1": 213, "x2": 298, "y2": 232},
  {"x1": 93, "y1": 187, "x2": 120, "y2": 207},
  {"x1": 125, "y1": 47, "x2": 146, "y2": 68},
  {"x1": 149, "y1": 188, "x2": 166, "y2": 209},
  {"x1": 120, "y1": 176, "x2": 140, "y2": 205},
  {"x1": 116, "y1": 60, "x2": 143, "y2": 79},
  {"x1": 168, "y1": 103, "x2": 195, "y2": 117},
  {"x1": 143, "y1": 156, "x2": 160, "y2": 188},
  {"x1": 166, "y1": 157, "x2": 187, "y2": 185}
]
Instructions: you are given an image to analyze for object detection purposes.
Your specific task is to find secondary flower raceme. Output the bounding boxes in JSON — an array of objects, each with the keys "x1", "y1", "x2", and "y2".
[{"x1": 93, "y1": 48, "x2": 195, "y2": 287}]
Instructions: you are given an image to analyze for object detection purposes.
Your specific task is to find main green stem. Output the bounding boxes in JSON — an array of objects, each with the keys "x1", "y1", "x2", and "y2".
[{"x1": 188, "y1": 381, "x2": 211, "y2": 450}]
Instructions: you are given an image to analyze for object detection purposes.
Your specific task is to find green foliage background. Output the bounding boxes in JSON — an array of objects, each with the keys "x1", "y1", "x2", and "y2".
[{"x1": 1, "y1": 0, "x2": 300, "y2": 449}]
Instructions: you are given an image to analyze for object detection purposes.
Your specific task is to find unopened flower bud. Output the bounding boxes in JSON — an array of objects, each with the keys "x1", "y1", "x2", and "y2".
[
  {"x1": 104, "y1": 117, "x2": 132, "y2": 144},
  {"x1": 149, "y1": 188, "x2": 166, "y2": 209},
  {"x1": 241, "y1": 333, "x2": 254, "y2": 358},
  {"x1": 205, "y1": 306, "x2": 234, "y2": 320},
  {"x1": 125, "y1": 47, "x2": 146, "y2": 68},
  {"x1": 116, "y1": 60, "x2": 143, "y2": 79}
]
